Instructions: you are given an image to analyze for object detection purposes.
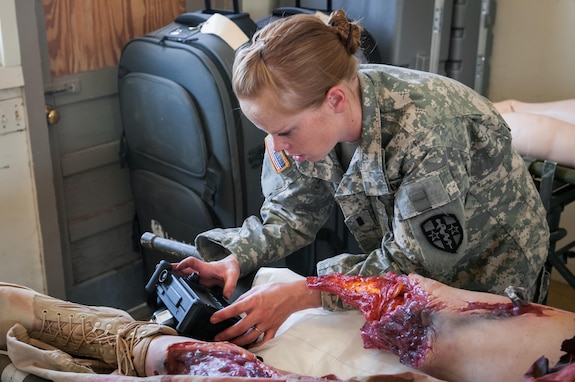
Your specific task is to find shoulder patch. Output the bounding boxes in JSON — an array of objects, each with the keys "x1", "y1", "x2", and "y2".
[
  {"x1": 421, "y1": 214, "x2": 463, "y2": 253},
  {"x1": 265, "y1": 135, "x2": 290, "y2": 173}
]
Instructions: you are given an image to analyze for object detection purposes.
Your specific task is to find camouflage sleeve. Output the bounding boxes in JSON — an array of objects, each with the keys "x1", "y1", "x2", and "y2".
[{"x1": 195, "y1": 142, "x2": 335, "y2": 277}]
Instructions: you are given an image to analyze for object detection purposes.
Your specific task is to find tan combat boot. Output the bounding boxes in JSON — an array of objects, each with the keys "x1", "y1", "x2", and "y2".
[{"x1": 29, "y1": 293, "x2": 178, "y2": 376}]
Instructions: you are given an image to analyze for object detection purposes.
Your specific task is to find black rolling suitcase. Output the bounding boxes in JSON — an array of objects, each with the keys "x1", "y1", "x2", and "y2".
[{"x1": 118, "y1": 2, "x2": 265, "y2": 277}]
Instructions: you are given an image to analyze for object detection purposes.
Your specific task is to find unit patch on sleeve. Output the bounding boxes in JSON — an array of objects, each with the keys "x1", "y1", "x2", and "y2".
[
  {"x1": 265, "y1": 135, "x2": 290, "y2": 173},
  {"x1": 421, "y1": 214, "x2": 463, "y2": 253}
]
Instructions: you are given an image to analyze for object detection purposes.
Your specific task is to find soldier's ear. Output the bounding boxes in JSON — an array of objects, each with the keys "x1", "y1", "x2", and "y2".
[{"x1": 325, "y1": 86, "x2": 347, "y2": 113}]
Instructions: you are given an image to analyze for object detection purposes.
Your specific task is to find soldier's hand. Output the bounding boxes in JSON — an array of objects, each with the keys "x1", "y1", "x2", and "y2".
[{"x1": 173, "y1": 254, "x2": 240, "y2": 299}]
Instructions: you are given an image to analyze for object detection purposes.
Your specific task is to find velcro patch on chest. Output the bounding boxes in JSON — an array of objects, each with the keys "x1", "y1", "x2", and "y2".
[
  {"x1": 265, "y1": 135, "x2": 290, "y2": 173},
  {"x1": 421, "y1": 214, "x2": 463, "y2": 253}
]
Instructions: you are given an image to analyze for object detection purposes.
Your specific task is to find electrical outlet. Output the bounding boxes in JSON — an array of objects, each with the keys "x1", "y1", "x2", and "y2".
[{"x1": 0, "y1": 97, "x2": 25, "y2": 135}]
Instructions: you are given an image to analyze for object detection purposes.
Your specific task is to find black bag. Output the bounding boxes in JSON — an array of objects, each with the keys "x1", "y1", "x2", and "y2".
[{"x1": 118, "y1": 4, "x2": 264, "y2": 276}]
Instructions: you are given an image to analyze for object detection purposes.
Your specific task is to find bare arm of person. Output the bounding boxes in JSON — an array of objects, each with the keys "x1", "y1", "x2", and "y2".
[
  {"x1": 308, "y1": 272, "x2": 575, "y2": 382},
  {"x1": 494, "y1": 99, "x2": 575, "y2": 168},
  {"x1": 504, "y1": 112, "x2": 575, "y2": 167},
  {"x1": 495, "y1": 99, "x2": 575, "y2": 125}
]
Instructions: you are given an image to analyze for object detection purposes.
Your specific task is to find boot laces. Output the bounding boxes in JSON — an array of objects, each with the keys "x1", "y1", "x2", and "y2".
[
  {"x1": 38, "y1": 309, "x2": 115, "y2": 349},
  {"x1": 38, "y1": 309, "x2": 139, "y2": 375},
  {"x1": 115, "y1": 321, "x2": 144, "y2": 375}
]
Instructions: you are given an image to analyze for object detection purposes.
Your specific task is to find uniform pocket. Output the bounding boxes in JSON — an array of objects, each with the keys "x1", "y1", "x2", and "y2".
[{"x1": 344, "y1": 204, "x2": 382, "y2": 252}]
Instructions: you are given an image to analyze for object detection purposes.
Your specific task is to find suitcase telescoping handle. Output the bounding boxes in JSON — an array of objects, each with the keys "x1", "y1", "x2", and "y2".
[
  {"x1": 295, "y1": 0, "x2": 333, "y2": 12},
  {"x1": 205, "y1": 0, "x2": 240, "y2": 14},
  {"x1": 174, "y1": 0, "x2": 257, "y2": 37}
]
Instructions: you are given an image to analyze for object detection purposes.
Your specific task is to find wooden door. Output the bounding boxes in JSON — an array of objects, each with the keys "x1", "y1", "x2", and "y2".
[{"x1": 40, "y1": 0, "x2": 186, "y2": 310}]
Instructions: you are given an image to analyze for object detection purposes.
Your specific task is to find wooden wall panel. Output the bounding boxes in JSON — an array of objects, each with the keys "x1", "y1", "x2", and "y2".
[{"x1": 43, "y1": 0, "x2": 185, "y2": 77}]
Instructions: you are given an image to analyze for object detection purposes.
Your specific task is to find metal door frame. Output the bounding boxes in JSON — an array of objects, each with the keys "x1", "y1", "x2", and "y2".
[{"x1": 16, "y1": 0, "x2": 66, "y2": 299}]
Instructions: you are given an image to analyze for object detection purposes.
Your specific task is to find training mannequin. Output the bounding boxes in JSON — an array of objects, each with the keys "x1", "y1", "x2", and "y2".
[{"x1": 495, "y1": 99, "x2": 575, "y2": 168}]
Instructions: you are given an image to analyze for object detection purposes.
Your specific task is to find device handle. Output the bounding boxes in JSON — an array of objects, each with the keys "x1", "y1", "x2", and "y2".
[
  {"x1": 144, "y1": 259, "x2": 172, "y2": 293},
  {"x1": 140, "y1": 232, "x2": 202, "y2": 260}
]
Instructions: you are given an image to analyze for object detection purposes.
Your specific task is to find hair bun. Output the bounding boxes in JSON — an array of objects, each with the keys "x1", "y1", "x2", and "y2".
[{"x1": 327, "y1": 10, "x2": 362, "y2": 56}]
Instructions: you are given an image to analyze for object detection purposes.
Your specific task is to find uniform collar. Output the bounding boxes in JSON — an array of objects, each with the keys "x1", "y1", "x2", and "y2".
[{"x1": 296, "y1": 150, "x2": 344, "y2": 183}]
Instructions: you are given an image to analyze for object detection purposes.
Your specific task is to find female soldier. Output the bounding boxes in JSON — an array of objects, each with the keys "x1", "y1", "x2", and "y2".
[{"x1": 174, "y1": 10, "x2": 550, "y2": 347}]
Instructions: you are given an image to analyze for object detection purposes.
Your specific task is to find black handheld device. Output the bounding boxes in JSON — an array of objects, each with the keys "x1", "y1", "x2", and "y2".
[{"x1": 145, "y1": 260, "x2": 241, "y2": 341}]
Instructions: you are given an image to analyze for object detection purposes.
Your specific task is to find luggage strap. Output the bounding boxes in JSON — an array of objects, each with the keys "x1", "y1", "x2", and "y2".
[{"x1": 201, "y1": 155, "x2": 221, "y2": 207}]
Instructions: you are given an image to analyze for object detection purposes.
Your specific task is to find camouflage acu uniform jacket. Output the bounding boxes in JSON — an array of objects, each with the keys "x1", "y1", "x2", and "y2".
[{"x1": 196, "y1": 64, "x2": 550, "y2": 308}]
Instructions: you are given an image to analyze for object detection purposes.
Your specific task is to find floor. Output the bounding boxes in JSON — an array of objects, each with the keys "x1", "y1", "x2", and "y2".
[{"x1": 547, "y1": 278, "x2": 575, "y2": 312}]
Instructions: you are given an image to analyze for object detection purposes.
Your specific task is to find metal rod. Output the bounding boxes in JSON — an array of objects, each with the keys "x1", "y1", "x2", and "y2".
[{"x1": 140, "y1": 232, "x2": 202, "y2": 260}]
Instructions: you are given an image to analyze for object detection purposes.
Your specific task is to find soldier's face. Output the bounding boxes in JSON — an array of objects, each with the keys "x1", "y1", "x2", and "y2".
[{"x1": 240, "y1": 89, "x2": 348, "y2": 163}]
